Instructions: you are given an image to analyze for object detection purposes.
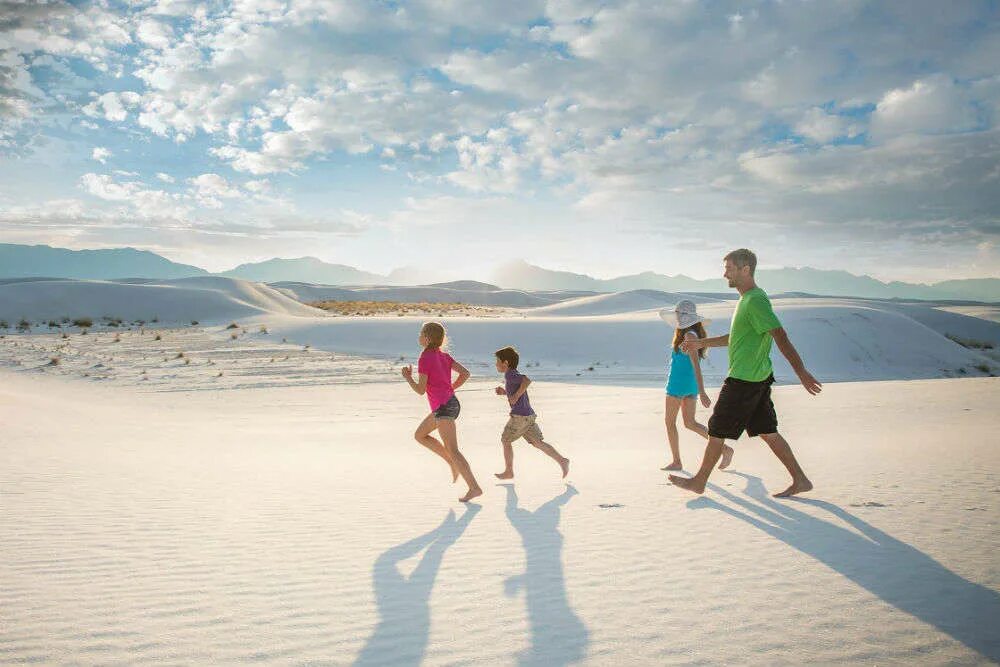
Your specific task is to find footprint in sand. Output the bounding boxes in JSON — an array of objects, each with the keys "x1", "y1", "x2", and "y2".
[
  {"x1": 598, "y1": 503, "x2": 624, "y2": 509},
  {"x1": 850, "y1": 501, "x2": 890, "y2": 508}
]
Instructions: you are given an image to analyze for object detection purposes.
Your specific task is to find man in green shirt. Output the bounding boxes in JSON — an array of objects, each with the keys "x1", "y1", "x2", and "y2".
[{"x1": 669, "y1": 249, "x2": 822, "y2": 498}]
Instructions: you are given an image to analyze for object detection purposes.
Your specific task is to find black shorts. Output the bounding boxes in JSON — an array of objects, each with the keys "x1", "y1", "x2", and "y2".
[
  {"x1": 707, "y1": 375, "x2": 778, "y2": 440},
  {"x1": 433, "y1": 395, "x2": 461, "y2": 420}
]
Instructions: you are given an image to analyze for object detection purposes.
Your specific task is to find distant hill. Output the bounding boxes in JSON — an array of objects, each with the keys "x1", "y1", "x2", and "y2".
[
  {"x1": 492, "y1": 260, "x2": 1000, "y2": 302},
  {"x1": 220, "y1": 257, "x2": 390, "y2": 285},
  {"x1": 0, "y1": 243, "x2": 207, "y2": 280}
]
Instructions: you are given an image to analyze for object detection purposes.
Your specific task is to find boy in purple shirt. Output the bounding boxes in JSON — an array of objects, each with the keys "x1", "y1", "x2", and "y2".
[{"x1": 493, "y1": 346, "x2": 570, "y2": 480}]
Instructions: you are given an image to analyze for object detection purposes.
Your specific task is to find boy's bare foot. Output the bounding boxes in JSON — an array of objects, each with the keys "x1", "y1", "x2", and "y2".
[
  {"x1": 494, "y1": 471, "x2": 514, "y2": 480},
  {"x1": 668, "y1": 474, "x2": 706, "y2": 494},
  {"x1": 773, "y1": 478, "x2": 813, "y2": 498},
  {"x1": 718, "y1": 445, "x2": 735, "y2": 470},
  {"x1": 559, "y1": 458, "x2": 570, "y2": 478},
  {"x1": 660, "y1": 461, "x2": 682, "y2": 471},
  {"x1": 460, "y1": 486, "x2": 483, "y2": 503}
]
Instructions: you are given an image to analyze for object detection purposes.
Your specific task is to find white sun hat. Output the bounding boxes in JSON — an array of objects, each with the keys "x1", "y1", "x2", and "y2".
[{"x1": 659, "y1": 299, "x2": 710, "y2": 329}]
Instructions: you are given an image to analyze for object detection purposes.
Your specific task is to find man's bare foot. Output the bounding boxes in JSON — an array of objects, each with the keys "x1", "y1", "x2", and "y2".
[
  {"x1": 718, "y1": 445, "x2": 735, "y2": 470},
  {"x1": 668, "y1": 474, "x2": 706, "y2": 494},
  {"x1": 660, "y1": 461, "x2": 682, "y2": 471},
  {"x1": 460, "y1": 486, "x2": 483, "y2": 503},
  {"x1": 773, "y1": 478, "x2": 813, "y2": 498},
  {"x1": 559, "y1": 458, "x2": 570, "y2": 478},
  {"x1": 494, "y1": 470, "x2": 514, "y2": 480}
]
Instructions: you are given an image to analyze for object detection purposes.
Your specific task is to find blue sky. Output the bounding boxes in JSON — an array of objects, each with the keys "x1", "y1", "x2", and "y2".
[{"x1": 0, "y1": 0, "x2": 998, "y2": 281}]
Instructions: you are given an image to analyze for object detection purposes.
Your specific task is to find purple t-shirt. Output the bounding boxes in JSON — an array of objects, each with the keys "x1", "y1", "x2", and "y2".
[{"x1": 505, "y1": 369, "x2": 535, "y2": 417}]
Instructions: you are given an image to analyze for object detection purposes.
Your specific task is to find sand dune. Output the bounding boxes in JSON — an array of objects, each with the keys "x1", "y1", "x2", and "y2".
[
  {"x1": 272, "y1": 281, "x2": 592, "y2": 308},
  {"x1": 0, "y1": 276, "x2": 322, "y2": 324},
  {"x1": 529, "y1": 289, "x2": 726, "y2": 317},
  {"x1": 258, "y1": 298, "x2": 998, "y2": 385}
]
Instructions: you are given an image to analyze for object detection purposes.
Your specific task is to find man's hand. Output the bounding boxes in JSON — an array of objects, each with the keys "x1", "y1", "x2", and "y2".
[
  {"x1": 700, "y1": 392, "x2": 712, "y2": 408},
  {"x1": 681, "y1": 338, "x2": 705, "y2": 354},
  {"x1": 797, "y1": 369, "x2": 822, "y2": 395},
  {"x1": 495, "y1": 386, "x2": 507, "y2": 396},
  {"x1": 401, "y1": 365, "x2": 412, "y2": 379}
]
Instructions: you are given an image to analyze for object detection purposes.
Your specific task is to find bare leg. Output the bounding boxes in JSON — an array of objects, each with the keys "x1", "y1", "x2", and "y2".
[
  {"x1": 414, "y1": 413, "x2": 458, "y2": 482},
  {"x1": 759, "y1": 432, "x2": 813, "y2": 497},
  {"x1": 662, "y1": 395, "x2": 683, "y2": 470},
  {"x1": 681, "y1": 397, "x2": 733, "y2": 469},
  {"x1": 526, "y1": 437, "x2": 570, "y2": 478},
  {"x1": 437, "y1": 418, "x2": 482, "y2": 502},
  {"x1": 669, "y1": 436, "x2": 725, "y2": 494},
  {"x1": 495, "y1": 439, "x2": 515, "y2": 479}
]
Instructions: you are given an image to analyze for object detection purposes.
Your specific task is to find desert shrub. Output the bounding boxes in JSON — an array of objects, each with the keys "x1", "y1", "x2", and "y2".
[
  {"x1": 974, "y1": 363, "x2": 991, "y2": 373},
  {"x1": 259, "y1": 325, "x2": 268, "y2": 334},
  {"x1": 945, "y1": 333, "x2": 995, "y2": 350},
  {"x1": 154, "y1": 333, "x2": 162, "y2": 341},
  {"x1": 61, "y1": 332, "x2": 68, "y2": 339},
  {"x1": 230, "y1": 333, "x2": 238, "y2": 340},
  {"x1": 73, "y1": 318, "x2": 93, "y2": 328},
  {"x1": 226, "y1": 322, "x2": 239, "y2": 329},
  {"x1": 60, "y1": 316, "x2": 70, "y2": 324},
  {"x1": 175, "y1": 352, "x2": 185, "y2": 359},
  {"x1": 0, "y1": 320, "x2": 7, "y2": 329},
  {"x1": 191, "y1": 320, "x2": 199, "y2": 326},
  {"x1": 49, "y1": 356, "x2": 60, "y2": 366},
  {"x1": 48, "y1": 320, "x2": 60, "y2": 328},
  {"x1": 17, "y1": 318, "x2": 31, "y2": 331},
  {"x1": 151, "y1": 316, "x2": 159, "y2": 323}
]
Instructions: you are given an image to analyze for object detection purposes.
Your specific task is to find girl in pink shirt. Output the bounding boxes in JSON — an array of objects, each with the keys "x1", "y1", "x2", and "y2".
[{"x1": 402, "y1": 322, "x2": 482, "y2": 503}]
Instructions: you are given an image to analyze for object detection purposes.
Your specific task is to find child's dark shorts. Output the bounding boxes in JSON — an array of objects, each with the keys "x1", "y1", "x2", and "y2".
[
  {"x1": 707, "y1": 374, "x2": 777, "y2": 440},
  {"x1": 433, "y1": 395, "x2": 461, "y2": 420}
]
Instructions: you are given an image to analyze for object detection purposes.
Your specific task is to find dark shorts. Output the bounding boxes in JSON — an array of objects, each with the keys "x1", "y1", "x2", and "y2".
[
  {"x1": 707, "y1": 375, "x2": 778, "y2": 440},
  {"x1": 433, "y1": 395, "x2": 461, "y2": 420}
]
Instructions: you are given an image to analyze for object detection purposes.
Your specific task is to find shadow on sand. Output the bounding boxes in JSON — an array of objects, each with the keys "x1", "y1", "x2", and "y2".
[
  {"x1": 501, "y1": 483, "x2": 589, "y2": 666},
  {"x1": 354, "y1": 504, "x2": 480, "y2": 666},
  {"x1": 689, "y1": 472, "x2": 1000, "y2": 662}
]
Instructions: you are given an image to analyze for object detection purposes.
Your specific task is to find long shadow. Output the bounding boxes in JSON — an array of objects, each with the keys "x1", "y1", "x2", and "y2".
[
  {"x1": 501, "y1": 483, "x2": 589, "y2": 666},
  {"x1": 354, "y1": 505, "x2": 480, "y2": 667},
  {"x1": 688, "y1": 473, "x2": 1000, "y2": 662}
]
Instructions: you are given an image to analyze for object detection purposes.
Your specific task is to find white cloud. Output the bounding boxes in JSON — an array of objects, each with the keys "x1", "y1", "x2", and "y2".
[
  {"x1": 91, "y1": 147, "x2": 111, "y2": 163},
  {"x1": 156, "y1": 172, "x2": 175, "y2": 183},
  {"x1": 135, "y1": 19, "x2": 174, "y2": 50},
  {"x1": 795, "y1": 108, "x2": 862, "y2": 144},
  {"x1": 872, "y1": 75, "x2": 981, "y2": 138}
]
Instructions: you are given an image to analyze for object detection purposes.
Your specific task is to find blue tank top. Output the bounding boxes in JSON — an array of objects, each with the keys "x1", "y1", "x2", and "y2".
[{"x1": 666, "y1": 348, "x2": 699, "y2": 397}]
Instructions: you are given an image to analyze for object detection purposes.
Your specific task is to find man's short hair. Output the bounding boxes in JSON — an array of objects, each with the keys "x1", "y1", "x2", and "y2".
[
  {"x1": 495, "y1": 346, "x2": 519, "y2": 369},
  {"x1": 724, "y1": 248, "x2": 757, "y2": 274}
]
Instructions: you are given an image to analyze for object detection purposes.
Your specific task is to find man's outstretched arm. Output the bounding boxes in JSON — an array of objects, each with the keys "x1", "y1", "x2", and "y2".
[
  {"x1": 681, "y1": 333, "x2": 729, "y2": 353},
  {"x1": 771, "y1": 327, "x2": 822, "y2": 395}
]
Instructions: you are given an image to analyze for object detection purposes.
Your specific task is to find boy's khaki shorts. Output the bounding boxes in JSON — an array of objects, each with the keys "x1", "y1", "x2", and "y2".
[{"x1": 501, "y1": 414, "x2": 544, "y2": 444}]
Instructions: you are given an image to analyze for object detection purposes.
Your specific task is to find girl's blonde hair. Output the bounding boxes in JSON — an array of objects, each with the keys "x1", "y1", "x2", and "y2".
[
  {"x1": 420, "y1": 321, "x2": 447, "y2": 349},
  {"x1": 673, "y1": 322, "x2": 707, "y2": 359}
]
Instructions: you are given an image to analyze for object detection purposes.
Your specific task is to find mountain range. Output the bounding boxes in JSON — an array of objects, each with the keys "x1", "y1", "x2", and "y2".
[{"x1": 1, "y1": 244, "x2": 997, "y2": 302}]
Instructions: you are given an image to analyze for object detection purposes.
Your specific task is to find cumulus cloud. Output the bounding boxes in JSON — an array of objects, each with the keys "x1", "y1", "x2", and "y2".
[
  {"x1": 1, "y1": 0, "x2": 998, "y2": 279},
  {"x1": 91, "y1": 146, "x2": 111, "y2": 163}
]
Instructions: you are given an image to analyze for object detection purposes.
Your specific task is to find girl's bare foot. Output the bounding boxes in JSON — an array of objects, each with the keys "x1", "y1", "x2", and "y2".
[
  {"x1": 773, "y1": 478, "x2": 813, "y2": 498},
  {"x1": 718, "y1": 445, "x2": 735, "y2": 470},
  {"x1": 660, "y1": 461, "x2": 682, "y2": 471},
  {"x1": 668, "y1": 474, "x2": 706, "y2": 494},
  {"x1": 559, "y1": 457, "x2": 570, "y2": 478},
  {"x1": 494, "y1": 470, "x2": 514, "y2": 480},
  {"x1": 460, "y1": 486, "x2": 483, "y2": 502}
]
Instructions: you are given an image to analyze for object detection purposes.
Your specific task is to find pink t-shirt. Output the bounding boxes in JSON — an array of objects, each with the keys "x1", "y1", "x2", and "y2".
[{"x1": 418, "y1": 348, "x2": 455, "y2": 411}]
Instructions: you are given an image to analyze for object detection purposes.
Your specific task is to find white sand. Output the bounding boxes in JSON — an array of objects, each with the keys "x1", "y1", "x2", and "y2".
[
  {"x1": 1, "y1": 369, "x2": 998, "y2": 665},
  {"x1": 0, "y1": 276, "x2": 322, "y2": 324}
]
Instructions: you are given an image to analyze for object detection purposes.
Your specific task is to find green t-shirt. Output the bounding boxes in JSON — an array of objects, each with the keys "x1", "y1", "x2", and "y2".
[{"x1": 729, "y1": 287, "x2": 782, "y2": 382}]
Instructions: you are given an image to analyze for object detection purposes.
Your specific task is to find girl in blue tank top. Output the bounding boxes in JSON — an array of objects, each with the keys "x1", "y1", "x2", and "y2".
[{"x1": 659, "y1": 300, "x2": 733, "y2": 471}]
